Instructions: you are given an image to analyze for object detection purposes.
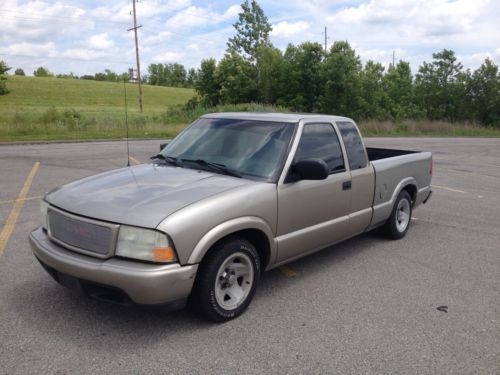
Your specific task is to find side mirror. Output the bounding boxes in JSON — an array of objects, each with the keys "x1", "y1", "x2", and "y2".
[
  {"x1": 159, "y1": 141, "x2": 169, "y2": 151},
  {"x1": 289, "y1": 159, "x2": 329, "y2": 182}
]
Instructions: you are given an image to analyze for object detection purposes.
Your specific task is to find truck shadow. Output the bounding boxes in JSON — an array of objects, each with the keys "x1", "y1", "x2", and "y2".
[{"x1": 9, "y1": 230, "x2": 386, "y2": 349}]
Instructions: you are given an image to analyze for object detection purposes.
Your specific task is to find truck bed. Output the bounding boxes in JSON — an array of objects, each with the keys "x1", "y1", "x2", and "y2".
[
  {"x1": 366, "y1": 147, "x2": 432, "y2": 229},
  {"x1": 366, "y1": 147, "x2": 419, "y2": 161}
]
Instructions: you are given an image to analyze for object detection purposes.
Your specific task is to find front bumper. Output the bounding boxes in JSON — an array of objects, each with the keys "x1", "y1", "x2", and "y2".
[{"x1": 29, "y1": 227, "x2": 198, "y2": 305}]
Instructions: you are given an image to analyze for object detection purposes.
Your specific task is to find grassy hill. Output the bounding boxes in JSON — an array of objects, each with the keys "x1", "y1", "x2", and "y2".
[
  {"x1": 0, "y1": 75, "x2": 195, "y2": 141},
  {"x1": 1, "y1": 76, "x2": 498, "y2": 141}
]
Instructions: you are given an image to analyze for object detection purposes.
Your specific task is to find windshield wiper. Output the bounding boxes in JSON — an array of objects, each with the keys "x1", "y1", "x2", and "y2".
[
  {"x1": 181, "y1": 158, "x2": 241, "y2": 178},
  {"x1": 150, "y1": 154, "x2": 180, "y2": 166}
]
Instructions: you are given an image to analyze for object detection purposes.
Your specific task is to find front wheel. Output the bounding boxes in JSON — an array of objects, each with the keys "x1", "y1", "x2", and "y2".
[
  {"x1": 190, "y1": 236, "x2": 260, "y2": 322},
  {"x1": 382, "y1": 190, "x2": 412, "y2": 239}
]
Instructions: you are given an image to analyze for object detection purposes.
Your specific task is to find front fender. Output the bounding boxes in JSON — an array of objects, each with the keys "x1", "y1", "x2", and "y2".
[{"x1": 187, "y1": 216, "x2": 277, "y2": 267}]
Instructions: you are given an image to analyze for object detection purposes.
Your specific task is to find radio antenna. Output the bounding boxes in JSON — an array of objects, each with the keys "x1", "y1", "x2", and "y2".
[{"x1": 123, "y1": 77, "x2": 131, "y2": 167}]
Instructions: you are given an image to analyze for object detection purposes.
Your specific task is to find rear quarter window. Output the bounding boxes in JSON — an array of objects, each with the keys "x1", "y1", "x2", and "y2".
[{"x1": 336, "y1": 121, "x2": 368, "y2": 170}]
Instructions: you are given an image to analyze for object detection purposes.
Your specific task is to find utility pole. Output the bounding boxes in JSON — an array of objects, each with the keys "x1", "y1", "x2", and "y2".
[
  {"x1": 128, "y1": 0, "x2": 143, "y2": 112},
  {"x1": 392, "y1": 50, "x2": 395, "y2": 68},
  {"x1": 323, "y1": 26, "x2": 328, "y2": 53}
]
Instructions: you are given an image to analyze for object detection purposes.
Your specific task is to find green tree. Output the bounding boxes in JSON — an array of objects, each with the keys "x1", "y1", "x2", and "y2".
[
  {"x1": 0, "y1": 61, "x2": 11, "y2": 74},
  {"x1": 34, "y1": 66, "x2": 53, "y2": 77},
  {"x1": 169, "y1": 63, "x2": 187, "y2": 87},
  {"x1": 56, "y1": 72, "x2": 78, "y2": 79},
  {"x1": 255, "y1": 45, "x2": 284, "y2": 104},
  {"x1": 147, "y1": 64, "x2": 161, "y2": 85},
  {"x1": 147, "y1": 63, "x2": 187, "y2": 87},
  {"x1": 466, "y1": 58, "x2": 500, "y2": 126},
  {"x1": 273, "y1": 44, "x2": 303, "y2": 109},
  {"x1": 0, "y1": 60, "x2": 11, "y2": 95},
  {"x1": 186, "y1": 68, "x2": 198, "y2": 87},
  {"x1": 227, "y1": 0, "x2": 272, "y2": 62},
  {"x1": 294, "y1": 42, "x2": 324, "y2": 112},
  {"x1": 195, "y1": 58, "x2": 221, "y2": 106},
  {"x1": 317, "y1": 41, "x2": 362, "y2": 118},
  {"x1": 216, "y1": 50, "x2": 258, "y2": 104},
  {"x1": 383, "y1": 61, "x2": 418, "y2": 119},
  {"x1": 414, "y1": 49, "x2": 466, "y2": 121},
  {"x1": 94, "y1": 72, "x2": 106, "y2": 81},
  {"x1": 359, "y1": 60, "x2": 389, "y2": 119},
  {"x1": 14, "y1": 68, "x2": 26, "y2": 76},
  {"x1": 272, "y1": 43, "x2": 324, "y2": 111}
]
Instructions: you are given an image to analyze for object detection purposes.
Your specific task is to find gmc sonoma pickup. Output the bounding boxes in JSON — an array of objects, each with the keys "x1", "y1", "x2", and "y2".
[{"x1": 30, "y1": 113, "x2": 432, "y2": 321}]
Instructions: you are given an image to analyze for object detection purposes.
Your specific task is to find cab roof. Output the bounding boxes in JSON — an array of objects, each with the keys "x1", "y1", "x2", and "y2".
[{"x1": 201, "y1": 112, "x2": 353, "y2": 124}]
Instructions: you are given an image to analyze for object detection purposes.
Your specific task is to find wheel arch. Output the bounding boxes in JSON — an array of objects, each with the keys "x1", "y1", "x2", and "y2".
[
  {"x1": 400, "y1": 181, "x2": 418, "y2": 206},
  {"x1": 187, "y1": 217, "x2": 276, "y2": 270},
  {"x1": 390, "y1": 177, "x2": 417, "y2": 205}
]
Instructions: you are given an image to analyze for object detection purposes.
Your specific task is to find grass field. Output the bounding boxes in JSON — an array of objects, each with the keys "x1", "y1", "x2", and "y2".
[
  {"x1": 0, "y1": 75, "x2": 194, "y2": 141},
  {"x1": 1, "y1": 75, "x2": 499, "y2": 141}
]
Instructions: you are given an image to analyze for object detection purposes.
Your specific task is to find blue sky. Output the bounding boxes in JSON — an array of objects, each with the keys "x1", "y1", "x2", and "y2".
[{"x1": 1, "y1": 0, "x2": 499, "y2": 76}]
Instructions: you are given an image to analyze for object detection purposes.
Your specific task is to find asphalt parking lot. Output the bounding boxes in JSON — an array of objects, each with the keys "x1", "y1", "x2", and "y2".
[{"x1": 0, "y1": 137, "x2": 499, "y2": 374}]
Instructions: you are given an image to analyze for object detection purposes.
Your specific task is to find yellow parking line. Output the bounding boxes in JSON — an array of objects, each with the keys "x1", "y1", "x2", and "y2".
[
  {"x1": 0, "y1": 195, "x2": 42, "y2": 206},
  {"x1": 128, "y1": 156, "x2": 141, "y2": 165},
  {"x1": 0, "y1": 162, "x2": 40, "y2": 257},
  {"x1": 432, "y1": 184, "x2": 466, "y2": 194},
  {"x1": 279, "y1": 265, "x2": 299, "y2": 278}
]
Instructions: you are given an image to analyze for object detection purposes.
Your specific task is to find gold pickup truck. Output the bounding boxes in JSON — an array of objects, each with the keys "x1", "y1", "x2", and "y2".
[{"x1": 30, "y1": 113, "x2": 432, "y2": 321}]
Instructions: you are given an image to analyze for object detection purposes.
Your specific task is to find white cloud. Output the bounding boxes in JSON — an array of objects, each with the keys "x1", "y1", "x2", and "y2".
[
  {"x1": 165, "y1": 5, "x2": 239, "y2": 29},
  {"x1": 272, "y1": 21, "x2": 310, "y2": 38},
  {"x1": 90, "y1": 0, "x2": 191, "y2": 23},
  {"x1": 87, "y1": 33, "x2": 115, "y2": 50},
  {"x1": 143, "y1": 31, "x2": 173, "y2": 45},
  {"x1": 457, "y1": 52, "x2": 497, "y2": 70},
  {"x1": 0, "y1": 42, "x2": 58, "y2": 57},
  {"x1": 152, "y1": 51, "x2": 185, "y2": 62},
  {"x1": 1, "y1": 0, "x2": 89, "y2": 42},
  {"x1": 328, "y1": 0, "x2": 490, "y2": 42}
]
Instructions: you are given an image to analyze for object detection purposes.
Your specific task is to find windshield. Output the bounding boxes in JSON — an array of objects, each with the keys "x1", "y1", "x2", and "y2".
[{"x1": 160, "y1": 118, "x2": 295, "y2": 181}]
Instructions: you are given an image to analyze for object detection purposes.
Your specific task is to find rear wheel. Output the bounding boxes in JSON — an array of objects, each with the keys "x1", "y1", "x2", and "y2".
[
  {"x1": 191, "y1": 236, "x2": 260, "y2": 322},
  {"x1": 382, "y1": 190, "x2": 412, "y2": 239}
]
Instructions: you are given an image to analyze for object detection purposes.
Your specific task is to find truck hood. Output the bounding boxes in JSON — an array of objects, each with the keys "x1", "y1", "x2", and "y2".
[{"x1": 46, "y1": 164, "x2": 252, "y2": 228}]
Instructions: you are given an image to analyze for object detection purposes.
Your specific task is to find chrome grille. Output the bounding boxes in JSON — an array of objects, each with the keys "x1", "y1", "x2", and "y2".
[{"x1": 48, "y1": 209, "x2": 118, "y2": 257}]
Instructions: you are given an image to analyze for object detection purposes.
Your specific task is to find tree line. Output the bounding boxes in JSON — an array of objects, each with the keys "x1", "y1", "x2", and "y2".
[
  {"x1": 189, "y1": 0, "x2": 500, "y2": 126},
  {"x1": 1, "y1": 63, "x2": 197, "y2": 88}
]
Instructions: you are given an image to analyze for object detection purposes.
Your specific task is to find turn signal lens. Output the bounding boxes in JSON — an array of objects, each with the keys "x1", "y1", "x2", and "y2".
[{"x1": 153, "y1": 247, "x2": 176, "y2": 262}]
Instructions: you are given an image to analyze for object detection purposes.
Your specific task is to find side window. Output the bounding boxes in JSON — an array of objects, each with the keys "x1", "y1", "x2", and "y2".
[
  {"x1": 295, "y1": 123, "x2": 345, "y2": 173},
  {"x1": 336, "y1": 121, "x2": 368, "y2": 170}
]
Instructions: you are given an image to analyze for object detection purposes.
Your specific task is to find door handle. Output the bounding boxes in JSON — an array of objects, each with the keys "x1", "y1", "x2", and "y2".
[{"x1": 342, "y1": 181, "x2": 352, "y2": 190}]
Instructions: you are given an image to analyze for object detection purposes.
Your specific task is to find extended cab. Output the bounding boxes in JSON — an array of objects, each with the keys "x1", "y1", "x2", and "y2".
[{"x1": 30, "y1": 113, "x2": 432, "y2": 321}]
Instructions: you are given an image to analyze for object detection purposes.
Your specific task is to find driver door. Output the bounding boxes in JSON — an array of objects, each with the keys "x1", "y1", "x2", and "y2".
[{"x1": 276, "y1": 123, "x2": 351, "y2": 263}]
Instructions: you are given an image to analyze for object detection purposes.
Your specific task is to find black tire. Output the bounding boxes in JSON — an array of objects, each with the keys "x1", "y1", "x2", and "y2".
[
  {"x1": 382, "y1": 190, "x2": 412, "y2": 239},
  {"x1": 190, "y1": 236, "x2": 261, "y2": 322}
]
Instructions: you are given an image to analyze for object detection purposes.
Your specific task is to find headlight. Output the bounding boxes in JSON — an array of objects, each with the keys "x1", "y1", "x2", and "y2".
[
  {"x1": 40, "y1": 200, "x2": 49, "y2": 229},
  {"x1": 116, "y1": 225, "x2": 177, "y2": 264}
]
